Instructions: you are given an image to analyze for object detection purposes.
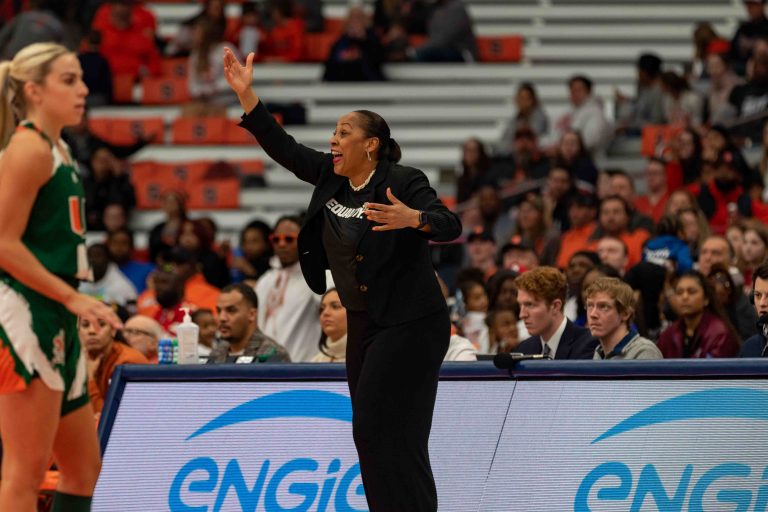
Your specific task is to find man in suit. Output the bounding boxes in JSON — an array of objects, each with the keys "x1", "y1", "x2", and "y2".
[{"x1": 513, "y1": 266, "x2": 597, "y2": 359}]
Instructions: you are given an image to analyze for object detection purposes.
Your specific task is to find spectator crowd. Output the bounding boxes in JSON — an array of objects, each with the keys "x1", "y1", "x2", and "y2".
[{"x1": 3, "y1": 0, "x2": 768, "y2": 410}]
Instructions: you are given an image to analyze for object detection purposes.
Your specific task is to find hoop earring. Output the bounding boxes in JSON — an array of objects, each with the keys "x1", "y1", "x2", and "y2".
[{"x1": 366, "y1": 151, "x2": 371, "y2": 161}]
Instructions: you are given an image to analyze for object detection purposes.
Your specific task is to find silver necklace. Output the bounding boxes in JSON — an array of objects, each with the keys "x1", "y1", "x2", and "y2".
[{"x1": 349, "y1": 167, "x2": 376, "y2": 192}]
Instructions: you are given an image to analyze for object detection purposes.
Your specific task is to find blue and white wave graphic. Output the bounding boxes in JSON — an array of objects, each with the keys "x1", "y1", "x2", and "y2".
[
  {"x1": 187, "y1": 390, "x2": 352, "y2": 440},
  {"x1": 592, "y1": 387, "x2": 768, "y2": 444}
]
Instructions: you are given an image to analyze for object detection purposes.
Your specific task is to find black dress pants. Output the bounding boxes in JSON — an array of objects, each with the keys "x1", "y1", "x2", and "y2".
[{"x1": 345, "y1": 307, "x2": 450, "y2": 512}]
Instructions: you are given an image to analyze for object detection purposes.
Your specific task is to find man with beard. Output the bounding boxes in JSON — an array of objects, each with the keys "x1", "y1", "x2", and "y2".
[
  {"x1": 144, "y1": 264, "x2": 195, "y2": 335},
  {"x1": 207, "y1": 283, "x2": 290, "y2": 364}
]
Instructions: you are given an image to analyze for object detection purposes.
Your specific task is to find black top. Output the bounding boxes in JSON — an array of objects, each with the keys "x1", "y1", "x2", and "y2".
[
  {"x1": 740, "y1": 334, "x2": 768, "y2": 358},
  {"x1": 238, "y1": 101, "x2": 462, "y2": 326},
  {"x1": 322, "y1": 185, "x2": 374, "y2": 311}
]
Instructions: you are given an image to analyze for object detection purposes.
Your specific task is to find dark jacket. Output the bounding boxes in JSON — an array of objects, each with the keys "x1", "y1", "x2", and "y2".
[
  {"x1": 729, "y1": 293, "x2": 758, "y2": 341},
  {"x1": 515, "y1": 318, "x2": 597, "y2": 359},
  {"x1": 239, "y1": 102, "x2": 462, "y2": 326},
  {"x1": 739, "y1": 334, "x2": 767, "y2": 358},
  {"x1": 657, "y1": 311, "x2": 740, "y2": 358}
]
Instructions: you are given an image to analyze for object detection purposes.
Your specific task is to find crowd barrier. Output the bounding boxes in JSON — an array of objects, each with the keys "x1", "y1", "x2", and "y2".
[{"x1": 95, "y1": 360, "x2": 768, "y2": 511}]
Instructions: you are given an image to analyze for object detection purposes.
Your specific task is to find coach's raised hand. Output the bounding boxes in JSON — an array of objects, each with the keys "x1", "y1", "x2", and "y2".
[{"x1": 223, "y1": 47, "x2": 259, "y2": 113}]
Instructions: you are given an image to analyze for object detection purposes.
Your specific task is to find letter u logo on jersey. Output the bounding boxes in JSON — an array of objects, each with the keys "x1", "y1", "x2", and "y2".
[{"x1": 68, "y1": 197, "x2": 85, "y2": 236}]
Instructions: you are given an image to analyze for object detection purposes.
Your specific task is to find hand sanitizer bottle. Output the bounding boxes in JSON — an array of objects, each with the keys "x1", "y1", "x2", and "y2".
[{"x1": 176, "y1": 307, "x2": 200, "y2": 364}]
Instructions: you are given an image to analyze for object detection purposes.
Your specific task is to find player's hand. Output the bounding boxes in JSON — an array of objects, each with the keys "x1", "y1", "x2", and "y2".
[
  {"x1": 364, "y1": 187, "x2": 420, "y2": 231},
  {"x1": 223, "y1": 47, "x2": 255, "y2": 97},
  {"x1": 64, "y1": 293, "x2": 123, "y2": 330}
]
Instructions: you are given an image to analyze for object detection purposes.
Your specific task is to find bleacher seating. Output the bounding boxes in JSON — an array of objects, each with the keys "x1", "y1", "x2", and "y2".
[{"x1": 91, "y1": 0, "x2": 749, "y2": 240}]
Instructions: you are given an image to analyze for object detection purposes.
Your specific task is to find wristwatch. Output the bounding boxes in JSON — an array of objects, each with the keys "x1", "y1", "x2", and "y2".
[{"x1": 416, "y1": 211, "x2": 428, "y2": 230}]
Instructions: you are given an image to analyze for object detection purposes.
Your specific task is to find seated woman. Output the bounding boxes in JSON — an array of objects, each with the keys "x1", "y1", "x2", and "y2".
[
  {"x1": 657, "y1": 270, "x2": 741, "y2": 358},
  {"x1": 707, "y1": 263, "x2": 758, "y2": 341},
  {"x1": 312, "y1": 289, "x2": 348, "y2": 362},
  {"x1": 81, "y1": 314, "x2": 148, "y2": 413}
]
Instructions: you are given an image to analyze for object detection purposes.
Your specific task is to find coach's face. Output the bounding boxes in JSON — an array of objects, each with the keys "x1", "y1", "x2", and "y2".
[{"x1": 329, "y1": 112, "x2": 379, "y2": 178}]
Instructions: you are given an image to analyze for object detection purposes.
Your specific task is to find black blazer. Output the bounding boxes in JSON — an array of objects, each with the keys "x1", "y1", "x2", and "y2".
[
  {"x1": 516, "y1": 319, "x2": 597, "y2": 359},
  {"x1": 239, "y1": 102, "x2": 462, "y2": 326}
]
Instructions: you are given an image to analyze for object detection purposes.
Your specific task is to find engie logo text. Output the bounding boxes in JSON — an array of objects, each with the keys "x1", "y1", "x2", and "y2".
[
  {"x1": 168, "y1": 390, "x2": 368, "y2": 512},
  {"x1": 574, "y1": 388, "x2": 768, "y2": 512}
]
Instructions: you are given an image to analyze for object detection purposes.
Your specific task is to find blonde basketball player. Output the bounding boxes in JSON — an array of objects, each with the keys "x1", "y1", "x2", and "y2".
[{"x1": 0, "y1": 43, "x2": 121, "y2": 512}]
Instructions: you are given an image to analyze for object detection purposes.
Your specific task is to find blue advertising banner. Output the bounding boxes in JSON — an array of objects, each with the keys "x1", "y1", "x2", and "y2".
[{"x1": 94, "y1": 361, "x2": 768, "y2": 512}]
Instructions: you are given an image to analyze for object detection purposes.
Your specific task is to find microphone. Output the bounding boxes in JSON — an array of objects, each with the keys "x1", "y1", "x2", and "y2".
[{"x1": 493, "y1": 352, "x2": 547, "y2": 369}]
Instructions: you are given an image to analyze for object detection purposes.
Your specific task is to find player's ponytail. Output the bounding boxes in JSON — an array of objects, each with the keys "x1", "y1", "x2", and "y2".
[{"x1": 0, "y1": 61, "x2": 14, "y2": 149}]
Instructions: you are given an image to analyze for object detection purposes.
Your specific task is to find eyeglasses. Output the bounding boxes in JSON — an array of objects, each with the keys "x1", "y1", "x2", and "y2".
[
  {"x1": 122, "y1": 328, "x2": 155, "y2": 338},
  {"x1": 586, "y1": 302, "x2": 616, "y2": 313},
  {"x1": 269, "y1": 234, "x2": 297, "y2": 245}
]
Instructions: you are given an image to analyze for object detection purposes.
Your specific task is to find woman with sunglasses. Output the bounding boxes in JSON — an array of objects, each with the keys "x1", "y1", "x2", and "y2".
[{"x1": 224, "y1": 49, "x2": 462, "y2": 511}]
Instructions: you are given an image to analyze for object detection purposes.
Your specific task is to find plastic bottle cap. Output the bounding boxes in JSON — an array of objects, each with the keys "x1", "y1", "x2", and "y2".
[{"x1": 181, "y1": 306, "x2": 192, "y2": 323}]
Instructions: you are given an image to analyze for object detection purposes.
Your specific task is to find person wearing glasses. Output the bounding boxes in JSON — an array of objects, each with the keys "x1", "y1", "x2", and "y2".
[
  {"x1": 122, "y1": 315, "x2": 165, "y2": 363},
  {"x1": 254, "y1": 215, "x2": 323, "y2": 362},
  {"x1": 225, "y1": 49, "x2": 462, "y2": 512}
]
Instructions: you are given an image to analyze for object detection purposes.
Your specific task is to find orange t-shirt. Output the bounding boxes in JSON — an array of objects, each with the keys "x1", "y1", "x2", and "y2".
[
  {"x1": 556, "y1": 222, "x2": 597, "y2": 269},
  {"x1": 620, "y1": 229, "x2": 651, "y2": 268},
  {"x1": 635, "y1": 192, "x2": 669, "y2": 225},
  {"x1": 89, "y1": 342, "x2": 149, "y2": 413}
]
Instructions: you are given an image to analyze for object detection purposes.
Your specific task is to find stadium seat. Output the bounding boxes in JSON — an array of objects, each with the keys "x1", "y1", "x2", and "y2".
[
  {"x1": 171, "y1": 117, "x2": 229, "y2": 144},
  {"x1": 231, "y1": 159, "x2": 265, "y2": 177},
  {"x1": 160, "y1": 57, "x2": 189, "y2": 79},
  {"x1": 112, "y1": 74, "x2": 135, "y2": 104},
  {"x1": 90, "y1": 117, "x2": 165, "y2": 146},
  {"x1": 191, "y1": 160, "x2": 240, "y2": 209},
  {"x1": 141, "y1": 76, "x2": 191, "y2": 104},
  {"x1": 131, "y1": 160, "x2": 211, "y2": 209},
  {"x1": 476, "y1": 35, "x2": 524, "y2": 63},
  {"x1": 303, "y1": 33, "x2": 336, "y2": 62},
  {"x1": 225, "y1": 119, "x2": 257, "y2": 144}
]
